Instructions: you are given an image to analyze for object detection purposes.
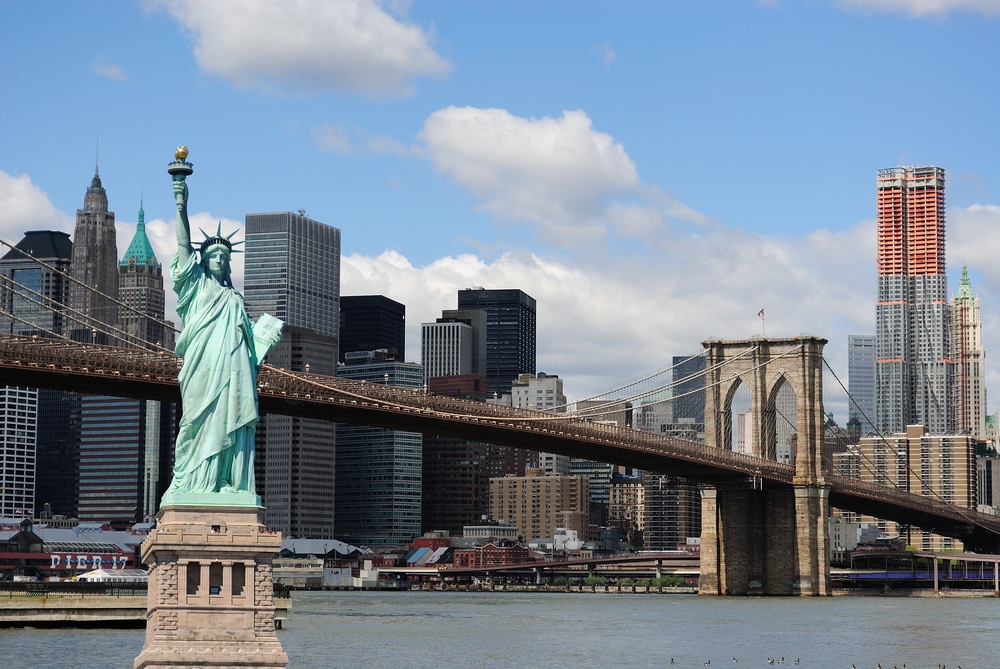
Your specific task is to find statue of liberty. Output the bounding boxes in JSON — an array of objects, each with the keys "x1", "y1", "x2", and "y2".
[{"x1": 161, "y1": 147, "x2": 283, "y2": 507}]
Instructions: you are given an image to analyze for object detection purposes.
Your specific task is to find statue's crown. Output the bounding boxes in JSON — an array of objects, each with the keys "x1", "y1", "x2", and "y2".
[{"x1": 198, "y1": 222, "x2": 244, "y2": 254}]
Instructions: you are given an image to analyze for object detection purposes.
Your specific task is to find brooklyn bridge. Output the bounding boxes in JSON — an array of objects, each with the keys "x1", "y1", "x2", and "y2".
[{"x1": 1, "y1": 333, "x2": 999, "y2": 590}]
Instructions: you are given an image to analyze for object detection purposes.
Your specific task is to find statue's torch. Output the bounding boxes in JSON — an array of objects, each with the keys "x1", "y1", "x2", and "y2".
[{"x1": 167, "y1": 145, "x2": 194, "y2": 206}]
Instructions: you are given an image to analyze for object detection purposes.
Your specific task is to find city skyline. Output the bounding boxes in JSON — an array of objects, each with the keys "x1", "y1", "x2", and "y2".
[{"x1": 2, "y1": 2, "x2": 999, "y2": 402}]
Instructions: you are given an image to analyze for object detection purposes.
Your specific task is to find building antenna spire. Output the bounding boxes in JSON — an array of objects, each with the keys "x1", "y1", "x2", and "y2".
[{"x1": 95, "y1": 131, "x2": 100, "y2": 176}]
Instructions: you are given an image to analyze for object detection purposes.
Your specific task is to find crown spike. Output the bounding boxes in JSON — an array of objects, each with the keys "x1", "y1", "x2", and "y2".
[{"x1": 197, "y1": 223, "x2": 243, "y2": 255}]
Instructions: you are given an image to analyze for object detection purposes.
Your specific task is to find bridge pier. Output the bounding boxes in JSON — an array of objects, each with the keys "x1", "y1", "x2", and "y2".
[
  {"x1": 699, "y1": 337, "x2": 831, "y2": 596},
  {"x1": 699, "y1": 484, "x2": 829, "y2": 595}
]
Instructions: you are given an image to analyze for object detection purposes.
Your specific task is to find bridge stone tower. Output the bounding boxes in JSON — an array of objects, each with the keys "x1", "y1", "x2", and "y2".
[{"x1": 698, "y1": 336, "x2": 830, "y2": 596}]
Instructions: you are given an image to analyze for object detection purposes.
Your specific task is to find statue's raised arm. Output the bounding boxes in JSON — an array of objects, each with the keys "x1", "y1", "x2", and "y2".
[
  {"x1": 174, "y1": 175, "x2": 192, "y2": 267},
  {"x1": 161, "y1": 146, "x2": 281, "y2": 509}
]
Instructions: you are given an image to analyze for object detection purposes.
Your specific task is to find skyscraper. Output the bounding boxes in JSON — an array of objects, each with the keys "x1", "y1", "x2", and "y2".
[
  {"x1": 456, "y1": 288, "x2": 536, "y2": 398},
  {"x1": 1, "y1": 230, "x2": 74, "y2": 518},
  {"x1": 848, "y1": 335, "x2": 876, "y2": 434},
  {"x1": 421, "y1": 374, "x2": 489, "y2": 535},
  {"x1": 339, "y1": 295, "x2": 405, "y2": 362},
  {"x1": 951, "y1": 266, "x2": 986, "y2": 438},
  {"x1": 421, "y1": 319, "x2": 474, "y2": 383},
  {"x1": 875, "y1": 166, "x2": 951, "y2": 435},
  {"x1": 671, "y1": 354, "x2": 706, "y2": 425},
  {"x1": 336, "y1": 355, "x2": 423, "y2": 548},
  {"x1": 421, "y1": 309, "x2": 487, "y2": 385},
  {"x1": 68, "y1": 167, "x2": 118, "y2": 342},
  {"x1": 244, "y1": 211, "x2": 341, "y2": 539}
]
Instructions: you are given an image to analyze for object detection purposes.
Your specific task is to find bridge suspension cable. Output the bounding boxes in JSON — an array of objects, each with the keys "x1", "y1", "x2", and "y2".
[
  {"x1": 0, "y1": 274, "x2": 172, "y2": 353},
  {"x1": 0, "y1": 235, "x2": 180, "y2": 339},
  {"x1": 561, "y1": 346, "x2": 759, "y2": 421},
  {"x1": 821, "y1": 358, "x2": 990, "y2": 534}
]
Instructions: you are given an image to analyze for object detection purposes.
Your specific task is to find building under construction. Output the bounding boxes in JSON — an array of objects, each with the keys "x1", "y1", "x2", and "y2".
[{"x1": 875, "y1": 166, "x2": 952, "y2": 435}]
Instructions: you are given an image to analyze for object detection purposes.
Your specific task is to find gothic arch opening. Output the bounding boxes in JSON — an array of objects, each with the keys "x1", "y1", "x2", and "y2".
[
  {"x1": 724, "y1": 379, "x2": 753, "y2": 454},
  {"x1": 768, "y1": 377, "x2": 797, "y2": 466}
]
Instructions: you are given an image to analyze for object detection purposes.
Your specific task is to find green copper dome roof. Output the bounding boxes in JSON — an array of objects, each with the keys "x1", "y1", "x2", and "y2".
[
  {"x1": 120, "y1": 199, "x2": 160, "y2": 268},
  {"x1": 955, "y1": 264, "x2": 974, "y2": 302}
]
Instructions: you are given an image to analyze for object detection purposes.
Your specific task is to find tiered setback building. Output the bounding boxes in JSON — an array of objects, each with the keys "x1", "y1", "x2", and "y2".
[
  {"x1": 875, "y1": 166, "x2": 951, "y2": 435},
  {"x1": 245, "y1": 211, "x2": 341, "y2": 539},
  {"x1": 490, "y1": 468, "x2": 589, "y2": 542},
  {"x1": 68, "y1": 167, "x2": 118, "y2": 342},
  {"x1": 118, "y1": 201, "x2": 171, "y2": 349},
  {"x1": 457, "y1": 288, "x2": 536, "y2": 398},
  {"x1": 951, "y1": 266, "x2": 986, "y2": 438}
]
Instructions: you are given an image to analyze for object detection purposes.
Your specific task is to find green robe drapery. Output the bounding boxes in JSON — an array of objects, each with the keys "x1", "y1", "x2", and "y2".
[{"x1": 163, "y1": 251, "x2": 259, "y2": 496}]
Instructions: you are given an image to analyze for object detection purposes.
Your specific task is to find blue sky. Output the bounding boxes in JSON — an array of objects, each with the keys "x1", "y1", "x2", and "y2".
[{"x1": 2, "y1": 0, "x2": 999, "y2": 405}]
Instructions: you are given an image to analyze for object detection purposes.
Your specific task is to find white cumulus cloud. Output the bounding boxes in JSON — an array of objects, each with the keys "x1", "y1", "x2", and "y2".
[
  {"x1": 342, "y1": 220, "x2": 881, "y2": 400},
  {"x1": 0, "y1": 171, "x2": 74, "y2": 243},
  {"x1": 152, "y1": 0, "x2": 452, "y2": 96},
  {"x1": 419, "y1": 107, "x2": 674, "y2": 246},
  {"x1": 836, "y1": 0, "x2": 1000, "y2": 16}
]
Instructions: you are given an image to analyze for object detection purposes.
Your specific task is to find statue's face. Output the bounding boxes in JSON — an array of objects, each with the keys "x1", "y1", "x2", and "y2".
[{"x1": 205, "y1": 246, "x2": 231, "y2": 280}]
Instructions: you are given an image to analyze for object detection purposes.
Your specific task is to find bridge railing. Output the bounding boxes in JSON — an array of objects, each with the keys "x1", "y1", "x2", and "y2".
[
  {"x1": 828, "y1": 474, "x2": 1000, "y2": 530},
  {"x1": 1, "y1": 334, "x2": 797, "y2": 481},
  {"x1": 259, "y1": 368, "x2": 798, "y2": 482},
  {"x1": 0, "y1": 334, "x2": 181, "y2": 380}
]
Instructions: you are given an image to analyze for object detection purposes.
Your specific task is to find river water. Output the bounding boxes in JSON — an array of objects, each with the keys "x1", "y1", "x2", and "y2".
[{"x1": 6, "y1": 591, "x2": 999, "y2": 669}]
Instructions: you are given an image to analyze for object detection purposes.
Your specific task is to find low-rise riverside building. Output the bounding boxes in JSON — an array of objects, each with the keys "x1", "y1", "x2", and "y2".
[{"x1": 452, "y1": 541, "x2": 531, "y2": 569}]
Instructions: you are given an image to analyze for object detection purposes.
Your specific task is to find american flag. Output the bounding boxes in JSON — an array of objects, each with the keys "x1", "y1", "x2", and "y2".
[{"x1": 757, "y1": 309, "x2": 765, "y2": 321}]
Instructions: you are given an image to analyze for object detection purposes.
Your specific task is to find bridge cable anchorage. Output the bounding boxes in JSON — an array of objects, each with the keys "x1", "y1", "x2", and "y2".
[
  {"x1": 0, "y1": 235, "x2": 180, "y2": 338},
  {"x1": 0, "y1": 274, "x2": 172, "y2": 353},
  {"x1": 560, "y1": 345, "x2": 760, "y2": 420},
  {"x1": 822, "y1": 357, "x2": 994, "y2": 534}
]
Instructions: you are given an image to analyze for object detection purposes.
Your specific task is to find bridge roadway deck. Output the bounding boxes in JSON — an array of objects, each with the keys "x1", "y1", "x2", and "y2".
[{"x1": 2, "y1": 335, "x2": 999, "y2": 551}]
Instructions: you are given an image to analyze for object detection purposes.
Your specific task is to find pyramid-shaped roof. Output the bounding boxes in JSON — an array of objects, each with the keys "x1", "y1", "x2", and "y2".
[
  {"x1": 120, "y1": 200, "x2": 160, "y2": 268},
  {"x1": 955, "y1": 264, "x2": 974, "y2": 302}
]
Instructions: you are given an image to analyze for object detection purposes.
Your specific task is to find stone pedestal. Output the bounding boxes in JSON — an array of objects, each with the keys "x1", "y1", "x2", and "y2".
[{"x1": 134, "y1": 506, "x2": 288, "y2": 669}]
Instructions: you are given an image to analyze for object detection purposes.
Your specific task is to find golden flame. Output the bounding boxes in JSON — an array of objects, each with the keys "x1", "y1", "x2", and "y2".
[{"x1": 174, "y1": 145, "x2": 189, "y2": 161}]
